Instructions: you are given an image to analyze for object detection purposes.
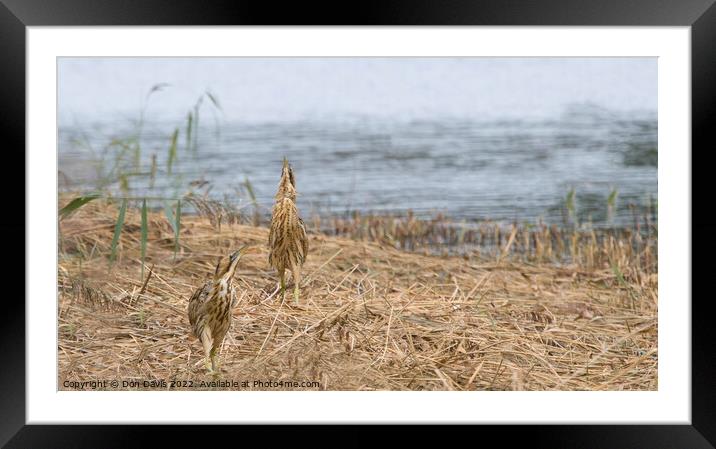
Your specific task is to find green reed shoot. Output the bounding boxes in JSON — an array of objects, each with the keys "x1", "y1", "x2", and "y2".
[
  {"x1": 192, "y1": 97, "x2": 202, "y2": 152},
  {"x1": 164, "y1": 200, "x2": 181, "y2": 260},
  {"x1": 135, "y1": 83, "x2": 170, "y2": 169},
  {"x1": 139, "y1": 83, "x2": 170, "y2": 131},
  {"x1": 607, "y1": 188, "x2": 618, "y2": 224},
  {"x1": 149, "y1": 154, "x2": 157, "y2": 189},
  {"x1": 119, "y1": 174, "x2": 129, "y2": 194},
  {"x1": 185, "y1": 111, "x2": 193, "y2": 152},
  {"x1": 110, "y1": 198, "x2": 128, "y2": 264},
  {"x1": 243, "y1": 176, "x2": 259, "y2": 226},
  {"x1": 168, "y1": 128, "x2": 179, "y2": 174},
  {"x1": 205, "y1": 90, "x2": 222, "y2": 111},
  {"x1": 187, "y1": 91, "x2": 222, "y2": 153},
  {"x1": 59, "y1": 193, "x2": 101, "y2": 220},
  {"x1": 565, "y1": 188, "x2": 576, "y2": 226}
]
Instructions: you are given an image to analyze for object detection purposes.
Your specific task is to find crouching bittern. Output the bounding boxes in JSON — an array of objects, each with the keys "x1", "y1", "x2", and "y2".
[
  {"x1": 188, "y1": 246, "x2": 250, "y2": 374},
  {"x1": 268, "y1": 157, "x2": 309, "y2": 303}
]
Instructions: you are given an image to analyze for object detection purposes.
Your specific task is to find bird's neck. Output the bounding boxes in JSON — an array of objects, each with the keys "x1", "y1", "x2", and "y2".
[
  {"x1": 213, "y1": 277, "x2": 233, "y2": 300},
  {"x1": 275, "y1": 177, "x2": 296, "y2": 201}
]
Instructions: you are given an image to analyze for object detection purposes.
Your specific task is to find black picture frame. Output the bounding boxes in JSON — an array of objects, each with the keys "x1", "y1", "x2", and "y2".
[{"x1": 5, "y1": 0, "x2": 714, "y2": 447}]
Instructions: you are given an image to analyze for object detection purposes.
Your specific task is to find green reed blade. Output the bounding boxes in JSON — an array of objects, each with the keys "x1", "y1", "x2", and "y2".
[
  {"x1": 244, "y1": 177, "x2": 256, "y2": 203},
  {"x1": 146, "y1": 83, "x2": 170, "y2": 99},
  {"x1": 244, "y1": 176, "x2": 260, "y2": 225},
  {"x1": 110, "y1": 198, "x2": 128, "y2": 264},
  {"x1": 205, "y1": 90, "x2": 222, "y2": 111},
  {"x1": 607, "y1": 188, "x2": 618, "y2": 208},
  {"x1": 566, "y1": 188, "x2": 576, "y2": 215},
  {"x1": 167, "y1": 128, "x2": 179, "y2": 174},
  {"x1": 185, "y1": 112, "x2": 193, "y2": 152},
  {"x1": 149, "y1": 154, "x2": 157, "y2": 189},
  {"x1": 59, "y1": 193, "x2": 101, "y2": 220},
  {"x1": 193, "y1": 105, "x2": 200, "y2": 152},
  {"x1": 607, "y1": 188, "x2": 618, "y2": 224},
  {"x1": 164, "y1": 201, "x2": 176, "y2": 233},
  {"x1": 119, "y1": 174, "x2": 130, "y2": 193}
]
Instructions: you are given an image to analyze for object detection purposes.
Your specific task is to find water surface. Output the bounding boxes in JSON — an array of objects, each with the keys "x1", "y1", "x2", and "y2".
[
  {"x1": 58, "y1": 57, "x2": 657, "y2": 227},
  {"x1": 59, "y1": 107, "x2": 656, "y2": 227}
]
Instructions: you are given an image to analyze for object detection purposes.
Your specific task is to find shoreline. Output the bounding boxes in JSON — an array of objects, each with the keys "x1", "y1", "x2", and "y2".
[{"x1": 61, "y1": 192, "x2": 658, "y2": 264}]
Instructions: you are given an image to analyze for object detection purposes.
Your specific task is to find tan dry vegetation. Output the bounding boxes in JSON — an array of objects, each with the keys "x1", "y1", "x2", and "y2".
[{"x1": 58, "y1": 199, "x2": 657, "y2": 391}]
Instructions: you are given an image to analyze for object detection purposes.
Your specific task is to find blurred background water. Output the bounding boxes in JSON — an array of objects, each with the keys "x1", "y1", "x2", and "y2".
[{"x1": 58, "y1": 57, "x2": 657, "y2": 227}]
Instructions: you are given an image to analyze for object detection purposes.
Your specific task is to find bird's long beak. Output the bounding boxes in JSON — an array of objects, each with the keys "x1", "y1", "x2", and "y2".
[
  {"x1": 230, "y1": 245, "x2": 258, "y2": 262},
  {"x1": 283, "y1": 157, "x2": 289, "y2": 169},
  {"x1": 229, "y1": 246, "x2": 246, "y2": 262}
]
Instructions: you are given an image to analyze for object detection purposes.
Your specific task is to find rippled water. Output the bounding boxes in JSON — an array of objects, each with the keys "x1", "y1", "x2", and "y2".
[{"x1": 58, "y1": 103, "x2": 657, "y2": 227}]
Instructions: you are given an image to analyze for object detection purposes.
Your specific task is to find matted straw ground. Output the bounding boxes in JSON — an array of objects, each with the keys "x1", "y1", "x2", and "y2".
[{"x1": 58, "y1": 200, "x2": 657, "y2": 391}]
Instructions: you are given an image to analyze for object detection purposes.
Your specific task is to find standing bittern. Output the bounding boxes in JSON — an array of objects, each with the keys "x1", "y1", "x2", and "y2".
[
  {"x1": 188, "y1": 246, "x2": 250, "y2": 374},
  {"x1": 268, "y1": 157, "x2": 309, "y2": 303}
]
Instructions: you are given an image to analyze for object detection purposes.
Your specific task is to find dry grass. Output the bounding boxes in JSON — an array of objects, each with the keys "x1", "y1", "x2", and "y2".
[{"x1": 58, "y1": 198, "x2": 657, "y2": 391}]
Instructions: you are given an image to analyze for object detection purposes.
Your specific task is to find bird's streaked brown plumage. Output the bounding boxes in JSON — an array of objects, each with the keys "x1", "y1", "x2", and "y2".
[
  {"x1": 188, "y1": 247, "x2": 247, "y2": 373},
  {"x1": 268, "y1": 157, "x2": 309, "y2": 302}
]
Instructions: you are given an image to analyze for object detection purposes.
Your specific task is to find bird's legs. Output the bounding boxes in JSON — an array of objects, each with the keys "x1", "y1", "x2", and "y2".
[
  {"x1": 209, "y1": 347, "x2": 218, "y2": 375},
  {"x1": 290, "y1": 260, "x2": 301, "y2": 304},
  {"x1": 209, "y1": 330, "x2": 228, "y2": 375},
  {"x1": 200, "y1": 328, "x2": 214, "y2": 374},
  {"x1": 279, "y1": 269, "x2": 286, "y2": 300}
]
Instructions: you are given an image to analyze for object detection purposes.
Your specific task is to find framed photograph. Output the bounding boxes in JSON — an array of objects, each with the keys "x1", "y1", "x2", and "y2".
[{"x1": 9, "y1": 0, "x2": 713, "y2": 446}]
